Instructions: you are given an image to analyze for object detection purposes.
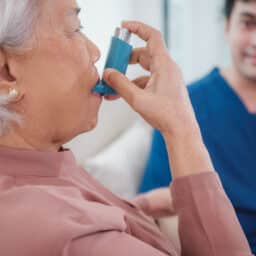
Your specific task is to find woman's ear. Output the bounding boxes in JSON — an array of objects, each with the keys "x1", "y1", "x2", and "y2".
[{"x1": 0, "y1": 49, "x2": 24, "y2": 103}]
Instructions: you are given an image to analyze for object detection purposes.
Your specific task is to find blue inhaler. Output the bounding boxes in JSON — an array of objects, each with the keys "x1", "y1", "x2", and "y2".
[{"x1": 93, "y1": 27, "x2": 133, "y2": 96}]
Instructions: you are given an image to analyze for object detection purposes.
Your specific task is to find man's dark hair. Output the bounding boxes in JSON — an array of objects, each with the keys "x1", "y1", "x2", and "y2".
[{"x1": 224, "y1": 0, "x2": 255, "y2": 19}]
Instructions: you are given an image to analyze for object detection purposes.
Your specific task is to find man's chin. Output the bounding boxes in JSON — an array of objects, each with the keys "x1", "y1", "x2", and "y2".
[{"x1": 241, "y1": 65, "x2": 256, "y2": 82}]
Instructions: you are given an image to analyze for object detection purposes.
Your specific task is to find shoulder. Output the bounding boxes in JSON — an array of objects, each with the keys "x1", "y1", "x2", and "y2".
[
  {"x1": 188, "y1": 68, "x2": 220, "y2": 105},
  {"x1": 187, "y1": 68, "x2": 223, "y2": 122}
]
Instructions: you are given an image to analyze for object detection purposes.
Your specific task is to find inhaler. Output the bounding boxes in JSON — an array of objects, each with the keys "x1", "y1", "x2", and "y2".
[{"x1": 93, "y1": 27, "x2": 133, "y2": 96}]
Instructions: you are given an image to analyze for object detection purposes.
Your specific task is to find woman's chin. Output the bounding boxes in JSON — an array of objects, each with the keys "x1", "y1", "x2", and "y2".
[
  {"x1": 88, "y1": 117, "x2": 98, "y2": 131},
  {"x1": 91, "y1": 91, "x2": 103, "y2": 101},
  {"x1": 91, "y1": 92, "x2": 103, "y2": 109},
  {"x1": 74, "y1": 94, "x2": 102, "y2": 136},
  {"x1": 80, "y1": 115, "x2": 99, "y2": 135}
]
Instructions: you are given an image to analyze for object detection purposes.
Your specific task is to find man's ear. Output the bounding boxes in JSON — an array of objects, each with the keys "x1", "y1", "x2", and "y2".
[
  {"x1": 224, "y1": 19, "x2": 230, "y2": 40},
  {"x1": 0, "y1": 49, "x2": 24, "y2": 103},
  {"x1": 0, "y1": 49, "x2": 7, "y2": 82}
]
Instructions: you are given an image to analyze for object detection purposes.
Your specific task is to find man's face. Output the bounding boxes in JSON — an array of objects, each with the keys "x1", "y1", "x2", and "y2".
[{"x1": 226, "y1": 1, "x2": 256, "y2": 80}]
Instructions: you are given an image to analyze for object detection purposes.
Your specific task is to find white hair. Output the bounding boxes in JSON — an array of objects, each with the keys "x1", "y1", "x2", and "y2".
[{"x1": 0, "y1": 0, "x2": 39, "y2": 135}]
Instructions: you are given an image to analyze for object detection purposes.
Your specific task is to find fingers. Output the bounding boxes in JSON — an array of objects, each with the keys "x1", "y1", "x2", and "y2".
[
  {"x1": 122, "y1": 21, "x2": 167, "y2": 56},
  {"x1": 132, "y1": 76, "x2": 150, "y2": 89},
  {"x1": 129, "y1": 48, "x2": 151, "y2": 71},
  {"x1": 103, "y1": 68, "x2": 141, "y2": 105},
  {"x1": 122, "y1": 21, "x2": 160, "y2": 43},
  {"x1": 104, "y1": 75, "x2": 149, "y2": 102},
  {"x1": 104, "y1": 95, "x2": 120, "y2": 101},
  {"x1": 129, "y1": 48, "x2": 146, "y2": 64}
]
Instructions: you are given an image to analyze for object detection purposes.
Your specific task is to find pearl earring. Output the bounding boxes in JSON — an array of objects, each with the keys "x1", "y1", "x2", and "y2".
[{"x1": 8, "y1": 88, "x2": 19, "y2": 98}]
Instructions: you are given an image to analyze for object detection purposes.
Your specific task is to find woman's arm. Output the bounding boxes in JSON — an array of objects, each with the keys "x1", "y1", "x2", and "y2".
[
  {"x1": 172, "y1": 172, "x2": 253, "y2": 256},
  {"x1": 165, "y1": 128, "x2": 252, "y2": 255},
  {"x1": 68, "y1": 231, "x2": 170, "y2": 256},
  {"x1": 67, "y1": 173, "x2": 252, "y2": 256}
]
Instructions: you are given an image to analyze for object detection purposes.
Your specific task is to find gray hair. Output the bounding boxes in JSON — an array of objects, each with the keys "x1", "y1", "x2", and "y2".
[{"x1": 0, "y1": 0, "x2": 39, "y2": 135}]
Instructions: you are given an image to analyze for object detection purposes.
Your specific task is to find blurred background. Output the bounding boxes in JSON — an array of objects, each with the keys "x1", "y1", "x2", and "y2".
[{"x1": 66, "y1": 0, "x2": 230, "y2": 198}]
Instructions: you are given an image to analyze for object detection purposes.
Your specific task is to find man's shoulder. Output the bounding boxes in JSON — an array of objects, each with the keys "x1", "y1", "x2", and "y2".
[
  {"x1": 188, "y1": 68, "x2": 221, "y2": 103},
  {"x1": 186, "y1": 68, "x2": 223, "y2": 122}
]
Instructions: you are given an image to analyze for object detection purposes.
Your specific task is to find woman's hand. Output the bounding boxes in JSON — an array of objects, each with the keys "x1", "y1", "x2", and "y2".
[
  {"x1": 103, "y1": 21, "x2": 214, "y2": 179},
  {"x1": 103, "y1": 21, "x2": 198, "y2": 137}
]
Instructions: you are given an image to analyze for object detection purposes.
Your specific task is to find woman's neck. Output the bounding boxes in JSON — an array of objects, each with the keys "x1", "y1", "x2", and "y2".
[{"x1": 0, "y1": 128, "x2": 62, "y2": 152}]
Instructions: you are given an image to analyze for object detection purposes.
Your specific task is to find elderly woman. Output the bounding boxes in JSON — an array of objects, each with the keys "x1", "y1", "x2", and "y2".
[{"x1": 0, "y1": 0, "x2": 252, "y2": 255}]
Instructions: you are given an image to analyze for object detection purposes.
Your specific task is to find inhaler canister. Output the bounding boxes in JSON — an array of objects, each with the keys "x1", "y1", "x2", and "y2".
[{"x1": 93, "y1": 27, "x2": 133, "y2": 95}]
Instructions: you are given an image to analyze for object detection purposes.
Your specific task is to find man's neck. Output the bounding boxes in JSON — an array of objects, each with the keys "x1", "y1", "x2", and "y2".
[{"x1": 221, "y1": 66, "x2": 256, "y2": 114}]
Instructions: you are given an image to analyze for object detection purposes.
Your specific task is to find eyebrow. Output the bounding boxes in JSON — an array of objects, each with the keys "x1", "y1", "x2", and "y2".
[{"x1": 240, "y1": 12, "x2": 256, "y2": 19}]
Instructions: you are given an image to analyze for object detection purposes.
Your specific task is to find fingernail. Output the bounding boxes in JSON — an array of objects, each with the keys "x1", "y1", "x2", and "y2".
[
  {"x1": 122, "y1": 20, "x2": 129, "y2": 25},
  {"x1": 121, "y1": 20, "x2": 131, "y2": 28}
]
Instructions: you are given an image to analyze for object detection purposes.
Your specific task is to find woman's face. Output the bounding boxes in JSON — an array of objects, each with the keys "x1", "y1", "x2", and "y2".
[{"x1": 11, "y1": 0, "x2": 102, "y2": 148}]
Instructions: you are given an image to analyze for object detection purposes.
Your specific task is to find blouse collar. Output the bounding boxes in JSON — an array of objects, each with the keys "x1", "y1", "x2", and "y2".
[{"x1": 0, "y1": 146, "x2": 76, "y2": 177}]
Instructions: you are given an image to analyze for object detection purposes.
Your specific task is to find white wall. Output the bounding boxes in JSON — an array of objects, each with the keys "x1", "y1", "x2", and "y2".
[{"x1": 170, "y1": 0, "x2": 228, "y2": 83}]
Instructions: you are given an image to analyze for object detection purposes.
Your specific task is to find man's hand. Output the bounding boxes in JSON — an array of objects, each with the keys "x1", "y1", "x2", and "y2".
[{"x1": 133, "y1": 187, "x2": 175, "y2": 219}]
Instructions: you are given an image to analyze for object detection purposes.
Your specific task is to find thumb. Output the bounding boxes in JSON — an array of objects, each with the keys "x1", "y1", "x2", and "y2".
[{"x1": 103, "y1": 68, "x2": 141, "y2": 104}]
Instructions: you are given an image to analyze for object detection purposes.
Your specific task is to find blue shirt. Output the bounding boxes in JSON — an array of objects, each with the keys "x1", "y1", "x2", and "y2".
[{"x1": 139, "y1": 68, "x2": 256, "y2": 253}]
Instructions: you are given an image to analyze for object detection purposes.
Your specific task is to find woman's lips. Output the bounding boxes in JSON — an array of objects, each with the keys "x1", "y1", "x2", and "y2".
[
  {"x1": 91, "y1": 78, "x2": 102, "y2": 98},
  {"x1": 92, "y1": 92, "x2": 102, "y2": 98}
]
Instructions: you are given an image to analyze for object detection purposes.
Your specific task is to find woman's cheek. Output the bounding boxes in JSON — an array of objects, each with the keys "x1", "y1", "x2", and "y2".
[{"x1": 71, "y1": 37, "x2": 91, "y2": 66}]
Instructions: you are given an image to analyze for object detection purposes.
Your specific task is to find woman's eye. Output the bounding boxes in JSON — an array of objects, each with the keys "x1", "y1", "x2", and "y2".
[{"x1": 75, "y1": 25, "x2": 84, "y2": 33}]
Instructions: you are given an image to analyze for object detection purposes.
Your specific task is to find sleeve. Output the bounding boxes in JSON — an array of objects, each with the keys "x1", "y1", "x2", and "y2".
[
  {"x1": 67, "y1": 172, "x2": 253, "y2": 256},
  {"x1": 172, "y1": 172, "x2": 253, "y2": 256},
  {"x1": 139, "y1": 129, "x2": 172, "y2": 193},
  {"x1": 67, "y1": 231, "x2": 168, "y2": 256}
]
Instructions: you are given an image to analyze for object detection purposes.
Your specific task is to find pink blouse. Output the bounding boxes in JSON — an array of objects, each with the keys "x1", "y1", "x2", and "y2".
[{"x1": 0, "y1": 147, "x2": 252, "y2": 255}]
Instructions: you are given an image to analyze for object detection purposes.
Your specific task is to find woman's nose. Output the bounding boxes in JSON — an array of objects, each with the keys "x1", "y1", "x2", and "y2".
[{"x1": 88, "y1": 39, "x2": 101, "y2": 63}]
